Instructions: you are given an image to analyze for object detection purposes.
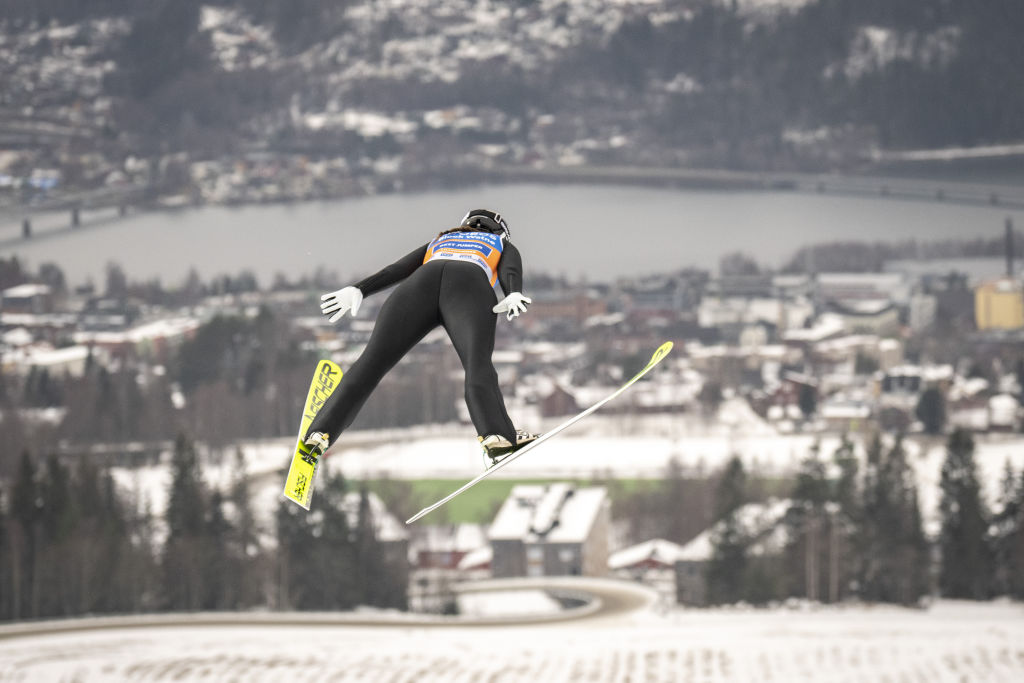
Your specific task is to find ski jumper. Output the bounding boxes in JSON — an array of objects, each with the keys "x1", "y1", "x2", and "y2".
[{"x1": 306, "y1": 230, "x2": 523, "y2": 447}]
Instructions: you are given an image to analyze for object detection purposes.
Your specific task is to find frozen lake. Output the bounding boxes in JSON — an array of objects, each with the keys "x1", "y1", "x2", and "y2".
[{"x1": 2, "y1": 182, "x2": 1022, "y2": 288}]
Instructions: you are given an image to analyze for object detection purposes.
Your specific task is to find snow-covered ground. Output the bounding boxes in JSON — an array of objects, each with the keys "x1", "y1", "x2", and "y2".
[{"x1": 0, "y1": 600, "x2": 1021, "y2": 682}]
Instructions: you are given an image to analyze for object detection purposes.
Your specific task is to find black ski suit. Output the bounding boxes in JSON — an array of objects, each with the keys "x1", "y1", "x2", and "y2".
[{"x1": 306, "y1": 230, "x2": 523, "y2": 448}]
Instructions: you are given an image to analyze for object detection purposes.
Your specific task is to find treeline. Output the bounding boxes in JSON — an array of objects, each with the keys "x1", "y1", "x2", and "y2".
[
  {"x1": 0, "y1": 433, "x2": 406, "y2": 622},
  {"x1": 712, "y1": 429, "x2": 1024, "y2": 605},
  {"x1": 782, "y1": 230, "x2": 1024, "y2": 274},
  {"x1": 617, "y1": 428, "x2": 1024, "y2": 606}
]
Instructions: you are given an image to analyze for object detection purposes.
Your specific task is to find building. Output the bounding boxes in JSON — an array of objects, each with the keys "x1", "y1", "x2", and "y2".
[
  {"x1": 816, "y1": 273, "x2": 910, "y2": 305},
  {"x1": 1, "y1": 283, "x2": 53, "y2": 314},
  {"x1": 825, "y1": 300, "x2": 900, "y2": 337},
  {"x1": 975, "y1": 278, "x2": 1024, "y2": 330},
  {"x1": 408, "y1": 524, "x2": 488, "y2": 612},
  {"x1": 489, "y1": 483, "x2": 610, "y2": 579}
]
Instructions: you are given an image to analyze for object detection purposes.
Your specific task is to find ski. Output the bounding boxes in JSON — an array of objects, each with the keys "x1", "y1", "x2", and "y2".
[
  {"x1": 283, "y1": 359, "x2": 343, "y2": 510},
  {"x1": 405, "y1": 341, "x2": 673, "y2": 524}
]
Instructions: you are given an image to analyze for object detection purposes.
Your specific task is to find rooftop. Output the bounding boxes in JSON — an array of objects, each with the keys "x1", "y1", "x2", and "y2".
[{"x1": 489, "y1": 483, "x2": 607, "y2": 544}]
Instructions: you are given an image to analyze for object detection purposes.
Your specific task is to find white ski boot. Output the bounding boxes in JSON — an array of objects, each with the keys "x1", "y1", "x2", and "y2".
[
  {"x1": 480, "y1": 430, "x2": 539, "y2": 467},
  {"x1": 304, "y1": 431, "x2": 330, "y2": 458}
]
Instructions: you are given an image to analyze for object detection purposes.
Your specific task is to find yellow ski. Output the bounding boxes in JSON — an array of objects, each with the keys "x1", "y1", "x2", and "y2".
[{"x1": 283, "y1": 359, "x2": 343, "y2": 510}]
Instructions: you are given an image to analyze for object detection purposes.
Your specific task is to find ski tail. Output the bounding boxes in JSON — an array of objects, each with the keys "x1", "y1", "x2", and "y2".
[
  {"x1": 283, "y1": 359, "x2": 344, "y2": 509},
  {"x1": 405, "y1": 341, "x2": 673, "y2": 524}
]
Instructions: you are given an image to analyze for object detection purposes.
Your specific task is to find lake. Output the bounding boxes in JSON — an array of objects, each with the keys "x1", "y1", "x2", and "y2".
[{"x1": 1, "y1": 182, "x2": 1021, "y2": 288}]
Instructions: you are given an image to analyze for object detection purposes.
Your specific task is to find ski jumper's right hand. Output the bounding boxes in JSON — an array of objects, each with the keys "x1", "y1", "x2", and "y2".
[
  {"x1": 321, "y1": 286, "x2": 363, "y2": 322},
  {"x1": 493, "y1": 292, "x2": 531, "y2": 321}
]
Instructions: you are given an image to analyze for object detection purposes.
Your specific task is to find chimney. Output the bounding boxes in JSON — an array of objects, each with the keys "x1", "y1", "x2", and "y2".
[{"x1": 1007, "y1": 217, "x2": 1015, "y2": 278}]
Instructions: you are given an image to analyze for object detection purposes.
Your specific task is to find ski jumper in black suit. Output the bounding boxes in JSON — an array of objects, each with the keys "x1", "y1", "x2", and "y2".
[{"x1": 306, "y1": 228, "x2": 523, "y2": 448}]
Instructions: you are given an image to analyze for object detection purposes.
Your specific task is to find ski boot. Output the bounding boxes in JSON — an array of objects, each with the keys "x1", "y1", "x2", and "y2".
[
  {"x1": 303, "y1": 431, "x2": 330, "y2": 461},
  {"x1": 480, "y1": 429, "x2": 540, "y2": 468}
]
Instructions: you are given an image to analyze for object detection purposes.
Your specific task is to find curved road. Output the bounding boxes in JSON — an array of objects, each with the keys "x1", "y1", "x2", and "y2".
[{"x1": 0, "y1": 577, "x2": 657, "y2": 642}]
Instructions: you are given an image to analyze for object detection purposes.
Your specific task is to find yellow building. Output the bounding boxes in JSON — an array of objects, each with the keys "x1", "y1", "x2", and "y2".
[{"x1": 975, "y1": 278, "x2": 1024, "y2": 330}]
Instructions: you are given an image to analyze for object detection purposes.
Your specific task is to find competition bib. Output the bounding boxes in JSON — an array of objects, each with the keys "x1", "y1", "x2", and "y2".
[{"x1": 423, "y1": 231, "x2": 504, "y2": 286}]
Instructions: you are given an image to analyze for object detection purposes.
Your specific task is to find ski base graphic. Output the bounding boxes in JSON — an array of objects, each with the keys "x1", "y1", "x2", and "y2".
[
  {"x1": 283, "y1": 359, "x2": 343, "y2": 510},
  {"x1": 405, "y1": 341, "x2": 673, "y2": 524}
]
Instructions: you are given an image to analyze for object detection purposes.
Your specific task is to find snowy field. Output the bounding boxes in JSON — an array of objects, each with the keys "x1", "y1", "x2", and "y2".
[{"x1": 0, "y1": 600, "x2": 1022, "y2": 682}]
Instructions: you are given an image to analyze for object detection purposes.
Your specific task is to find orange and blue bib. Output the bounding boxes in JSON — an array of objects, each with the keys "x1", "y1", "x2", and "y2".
[{"x1": 423, "y1": 231, "x2": 504, "y2": 286}]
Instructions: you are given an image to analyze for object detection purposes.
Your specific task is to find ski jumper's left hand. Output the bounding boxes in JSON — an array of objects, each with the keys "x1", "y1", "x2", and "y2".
[
  {"x1": 321, "y1": 286, "x2": 364, "y2": 322},
  {"x1": 493, "y1": 292, "x2": 531, "y2": 320}
]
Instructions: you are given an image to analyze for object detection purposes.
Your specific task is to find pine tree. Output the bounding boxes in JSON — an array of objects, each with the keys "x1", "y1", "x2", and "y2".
[
  {"x1": 992, "y1": 462, "x2": 1024, "y2": 599},
  {"x1": 855, "y1": 434, "x2": 929, "y2": 604},
  {"x1": 915, "y1": 387, "x2": 946, "y2": 436},
  {"x1": 798, "y1": 383, "x2": 817, "y2": 421},
  {"x1": 316, "y1": 472, "x2": 358, "y2": 610},
  {"x1": 228, "y1": 448, "x2": 262, "y2": 609},
  {"x1": 833, "y1": 435, "x2": 860, "y2": 516},
  {"x1": 10, "y1": 451, "x2": 40, "y2": 619},
  {"x1": 707, "y1": 456, "x2": 749, "y2": 605},
  {"x1": 37, "y1": 454, "x2": 75, "y2": 617},
  {"x1": 203, "y1": 491, "x2": 232, "y2": 610},
  {"x1": 878, "y1": 437, "x2": 929, "y2": 604},
  {"x1": 938, "y1": 428, "x2": 993, "y2": 599},
  {"x1": 0, "y1": 494, "x2": 7, "y2": 620},
  {"x1": 162, "y1": 433, "x2": 208, "y2": 610},
  {"x1": 785, "y1": 447, "x2": 831, "y2": 602}
]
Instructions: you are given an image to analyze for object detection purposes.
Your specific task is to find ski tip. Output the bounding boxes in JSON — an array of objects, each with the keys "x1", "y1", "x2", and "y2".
[{"x1": 644, "y1": 341, "x2": 673, "y2": 369}]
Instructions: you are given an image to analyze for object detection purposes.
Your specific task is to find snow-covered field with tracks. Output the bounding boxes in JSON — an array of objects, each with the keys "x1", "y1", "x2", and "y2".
[{"x1": 1, "y1": 599, "x2": 1022, "y2": 682}]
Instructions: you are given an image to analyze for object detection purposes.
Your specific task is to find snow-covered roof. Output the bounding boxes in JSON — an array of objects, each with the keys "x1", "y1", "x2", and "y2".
[
  {"x1": 608, "y1": 538, "x2": 686, "y2": 570},
  {"x1": 20, "y1": 344, "x2": 91, "y2": 368},
  {"x1": 2, "y1": 327, "x2": 33, "y2": 346},
  {"x1": 821, "y1": 403, "x2": 871, "y2": 420},
  {"x1": 2, "y1": 283, "x2": 51, "y2": 298},
  {"x1": 73, "y1": 317, "x2": 200, "y2": 345},
  {"x1": 783, "y1": 313, "x2": 846, "y2": 342},
  {"x1": 489, "y1": 484, "x2": 607, "y2": 544},
  {"x1": 885, "y1": 364, "x2": 955, "y2": 382},
  {"x1": 674, "y1": 499, "x2": 792, "y2": 563},
  {"x1": 989, "y1": 394, "x2": 1019, "y2": 426},
  {"x1": 457, "y1": 545, "x2": 493, "y2": 571}
]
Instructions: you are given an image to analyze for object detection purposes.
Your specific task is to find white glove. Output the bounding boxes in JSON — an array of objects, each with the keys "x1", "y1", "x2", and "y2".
[
  {"x1": 493, "y1": 292, "x2": 532, "y2": 321},
  {"x1": 320, "y1": 286, "x2": 363, "y2": 322}
]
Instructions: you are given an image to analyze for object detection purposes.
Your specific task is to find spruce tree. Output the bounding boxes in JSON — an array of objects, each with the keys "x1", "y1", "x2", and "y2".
[
  {"x1": 228, "y1": 448, "x2": 261, "y2": 609},
  {"x1": 163, "y1": 433, "x2": 208, "y2": 610},
  {"x1": 879, "y1": 437, "x2": 929, "y2": 604},
  {"x1": 915, "y1": 387, "x2": 946, "y2": 436},
  {"x1": 938, "y1": 429, "x2": 993, "y2": 599},
  {"x1": 203, "y1": 491, "x2": 231, "y2": 610},
  {"x1": 10, "y1": 451, "x2": 40, "y2": 619},
  {"x1": 316, "y1": 472, "x2": 358, "y2": 610},
  {"x1": 855, "y1": 434, "x2": 929, "y2": 604},
  {"x1": 785, "y1": 448, "x2": 831, "y2": 602},
  {"x1": 707, "y1": 456, "x2": 749, "y2": 604},
  {"x1": 992, "y1": 463, "x2": 1024, "y2": 599}
]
